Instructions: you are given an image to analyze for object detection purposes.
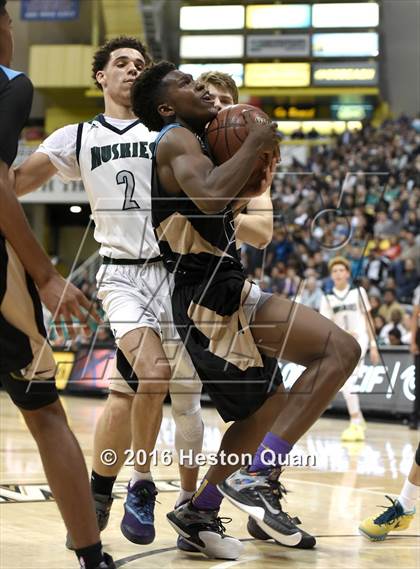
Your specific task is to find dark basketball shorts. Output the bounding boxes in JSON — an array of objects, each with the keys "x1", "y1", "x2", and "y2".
[
  {"x1": 0, "y1": 236, "x2": 58, "y2": 410},
  {"x1": 172, "y1": 280, "x2": 282, "y2": 423}
]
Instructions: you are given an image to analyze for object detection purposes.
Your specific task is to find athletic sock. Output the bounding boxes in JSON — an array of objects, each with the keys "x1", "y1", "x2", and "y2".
[
  {"x1": 75, "y1": 541, "x2": 103, "y2": 569},
  {"x1": 249, "y1": 432, "x2": 292, "y2": 472},
  {"x1": 398, "y1": 479, "x2": 419, "y2": 512},
  {"x1": 90, "y1": 471, "x2": 116, "y2": 497},
  {"x1": 192, "y1": 479, "x2": 223, "y2": 511},
  {"x1": 130, "y1": 470, "x2": 153, "y2": 486},
  {"x1": 175, "y1": 489, "x2": 195, "y2": 509}
]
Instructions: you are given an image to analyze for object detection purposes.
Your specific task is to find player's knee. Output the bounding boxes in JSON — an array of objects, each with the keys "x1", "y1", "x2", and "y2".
[
  {"x1": 21, "y1": 399, "x2": 67, "y2": 438},
  {"x1": 173, "y1": 406, "x2": 204, "y2": 443},
  {"x1": 134, "y1": 362, "x2": 171, "y2": 396},
  {"x1": 102, "y1": 392, "x2": 132, "y2": 428},
  {"x1": 173, "y1": 407, "x2": 204, "y2": 467}
]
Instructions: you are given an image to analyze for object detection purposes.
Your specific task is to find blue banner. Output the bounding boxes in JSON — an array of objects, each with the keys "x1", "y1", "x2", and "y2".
[{"x1": 21, "y1": 0, "x2": 79, "y2": 21}]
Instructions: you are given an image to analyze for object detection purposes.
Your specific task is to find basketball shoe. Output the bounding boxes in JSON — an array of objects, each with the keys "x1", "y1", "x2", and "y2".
[
  {"x1": 341, "y1": 421, "x2": 366, "y2": 442},
  {"x1": 218, "y1": 467, "x2": 316, "y2": 549},
  {"x1": 174, "y1": 499, "x2": 202, "y2": 554},
  {"x1": 120, "y1": 480, "x2": 157, "y2": 544},
  {"x1": 359, "y1": 496, "x2": 416, "y2": 541},
  {"x1": 66, "y1": 493, "x2": 114, "y2": 550},
  {"x1": 92, "y1": 552, "x2": 116, "y2": 569},
  {"x1": 167, "y1": 501, "x2": 244, "y2": 559}
]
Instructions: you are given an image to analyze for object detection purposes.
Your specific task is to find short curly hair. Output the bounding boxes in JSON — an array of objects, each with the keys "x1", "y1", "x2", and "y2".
[
  {"x1": 197, "y1": 71, "x2": 238, "y2": 104},
  {"x1": 92, "y1": 36, "x2": 151, "y2": 89},
  {"x1": 132, "y1": 61, "x2": 177, "y2": 132}
]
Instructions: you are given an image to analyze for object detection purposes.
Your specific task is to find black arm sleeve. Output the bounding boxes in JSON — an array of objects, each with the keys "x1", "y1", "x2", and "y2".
[{"x1": 0, "y1": 73, "x2": 33, "y2": 167}]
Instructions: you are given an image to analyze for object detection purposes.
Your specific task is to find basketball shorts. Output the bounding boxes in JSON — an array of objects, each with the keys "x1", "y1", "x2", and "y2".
[
  {"x1": 0, "y1": 237, "x2": 58, "y2": 410},
  {"x1": 96, "y1": 261, "x2": 200, "y2": 395},
  {"x1": 172, "y1": 276, "x2": 281, "y2": 423}
]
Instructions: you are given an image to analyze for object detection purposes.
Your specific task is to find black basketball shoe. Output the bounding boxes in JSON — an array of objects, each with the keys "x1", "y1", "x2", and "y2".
[
  {"x1": 167, "y1": 501, "x2": 243, "y2": 559},
  {"x1": 219, "y1": 468, "x2": 316, "y2": 549},
  {"x1": 92, "y1": 552, "x2": 116, "y2": 569}
]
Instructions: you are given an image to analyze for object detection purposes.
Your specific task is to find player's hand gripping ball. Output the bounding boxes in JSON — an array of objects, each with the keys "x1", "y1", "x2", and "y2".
[{"x1": 205, "y1": 104, "x2": 278, "y2": 197}]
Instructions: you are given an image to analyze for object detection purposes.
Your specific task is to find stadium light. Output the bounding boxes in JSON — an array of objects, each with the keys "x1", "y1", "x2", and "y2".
[
  {"x1": 180, "y1": 35, "x2": 244, "y2": 58},
  {"x1": 245, "y1": 63, "x2": 310, "y2": 87},
  {"x1": 180, "y1": 5, "x2": 245, "y2": 30},
  {"x1": 312, "y1": 33, "x2": 379, "y2": 57},
  {"x1": 246, "y1": 4, "x2": 311, "y2": 29},
  {"x1": 312, "y1": 3, "x2": 379, "y2": 28}
]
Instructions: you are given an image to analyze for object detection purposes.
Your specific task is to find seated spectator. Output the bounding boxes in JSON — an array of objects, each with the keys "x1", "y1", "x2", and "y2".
[
  {"x1": 313, "y1": 251, "x2": 329, "y2": 279},
  {"x1": 400, "y1": 230, "x2": 420, "y2": 272},
  {"x1": 359, "y1": 276, "x2": 381, "y2": 298},
  {"x1": 379, "y1": 309, "x2": 410, "y2": 344},
  {"x1": 369, "y1": 294, "x2": 381, "y2": 318},
  {"x1": 299, "y1": 276, "x2": 323, "y2": 311},
  {"x1": 378, "y1": 289, "x2": 405, "y2": 322},
  {"x1": 365, "y1": 249, "x2": 390, "y2": 287},
  {"x1": 383, "y1": 236, "x2": 402, "y2": 260},
  {"x1": 388, "y1": 327, "x2": 403, "y2": 346},
  {"x1": 269, "y1": 266, "x2": 285, "y2": 294},
  {"x1": 395, "y1": 258, "x2": 419, "y2": 303},
  {"x1": 282, "y1": 266, "x2": 301, "y2": 298},
  {"x1": 374, "y1": 315, "x2": 387, "y2": 343}
]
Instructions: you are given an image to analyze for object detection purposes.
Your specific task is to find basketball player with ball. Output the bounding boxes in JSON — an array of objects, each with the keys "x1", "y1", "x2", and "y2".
[{"x1": 132, "y1": 61, "x2": 361, "y2": 559}]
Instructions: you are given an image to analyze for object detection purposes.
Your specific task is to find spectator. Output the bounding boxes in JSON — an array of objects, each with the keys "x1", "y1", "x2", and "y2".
[
  {"x1": 299, "y1": 276, "x2": 323, "y2": 311},
  {"x1": 282, "y1": 266, "x2": 301, "y2": 298},
  {"x1": 365, "y1": 249, "x2": 389, "y2": 287},
  {"x1": 395, "y1": 259, "x2": 419, "y2": 303},
  {"x1": 369, "y1": 295, "x2": 381, "y2": 318},
  {"x1": 379, "y1": 309, "x2": 410, "y2": 345},
  {"x1": 388, "y1": 327, "x2": 403, "y2": 346},
  {"x1": 378, "y1": 289, "x2": 405, "y2": 322},
  {"x1": 374, "y1": 315, "x2": 387, "y2": 343}
]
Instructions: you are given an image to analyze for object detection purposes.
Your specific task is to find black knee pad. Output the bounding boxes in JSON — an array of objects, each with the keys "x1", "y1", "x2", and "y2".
[{"x1": 415, "y1": 442, "x2": 420, "y2": 466}]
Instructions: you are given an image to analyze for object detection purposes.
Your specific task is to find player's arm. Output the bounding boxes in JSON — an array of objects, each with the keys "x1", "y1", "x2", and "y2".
[
  {"x1": 159, "y1": 118, "x2": 278, "y2": 214},
  {"x1": 234, "y1": 188, "x2": 273, "y2": 249},
  {"x1": 14, "y1": 151, "x2": 58, "y2": 196}
]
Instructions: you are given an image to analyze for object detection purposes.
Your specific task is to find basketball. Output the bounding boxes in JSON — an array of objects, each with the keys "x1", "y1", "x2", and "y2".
[{"x1": 205, "y1": 104, "x2": 273, "y2": 193}]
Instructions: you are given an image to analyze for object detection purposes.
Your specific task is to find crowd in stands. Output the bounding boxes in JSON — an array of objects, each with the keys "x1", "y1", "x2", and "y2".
[{"x1": 243, "y1": 116, "x2": 420, "y2": 346}]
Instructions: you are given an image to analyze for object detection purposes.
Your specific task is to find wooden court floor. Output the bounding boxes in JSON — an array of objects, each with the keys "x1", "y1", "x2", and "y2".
[{"x1": 0, "y1": 391, "x2": 419, "y2": 568}]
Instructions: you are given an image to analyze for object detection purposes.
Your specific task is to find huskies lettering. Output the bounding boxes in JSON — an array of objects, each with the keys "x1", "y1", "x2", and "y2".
[
  {"x1": 332, "y1": 303, "x2": 357, "y2": 314},
  {"x1": 91, "y1": 141, "x2": 152, "y2": 170}
]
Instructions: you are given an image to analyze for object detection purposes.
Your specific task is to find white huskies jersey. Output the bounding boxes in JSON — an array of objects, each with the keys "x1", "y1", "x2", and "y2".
[
  {"x1": 38, "y1": 115, "x2": 159, "y2": 259},
  {"x1": 319, "y1": 286, "x2": 371, "y2": 350}
]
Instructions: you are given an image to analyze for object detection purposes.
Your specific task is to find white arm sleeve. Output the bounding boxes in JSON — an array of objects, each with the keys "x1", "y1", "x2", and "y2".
[{"x1": 36, "y1": 124, "x2": 81, "y2": 181}]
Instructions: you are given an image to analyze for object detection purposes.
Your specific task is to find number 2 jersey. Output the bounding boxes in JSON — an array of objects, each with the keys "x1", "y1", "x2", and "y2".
[
  {"x1": 37, "y1": 115, "x2": 159, "y2": 260},
  {"x1": 319, "y1": 285, "x2": 371, "y2": 354}
]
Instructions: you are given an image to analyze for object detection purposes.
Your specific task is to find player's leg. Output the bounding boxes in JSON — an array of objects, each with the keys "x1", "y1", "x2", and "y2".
[
  {"x1": 167, "y1": 385, "x2": 287, "y2": 559},
  {"x1": 118, "y1": 326, "x2": 171, "y2": 544},
  {"x1": 168, "y1": 351, "x2": 204, "y2": 553},
  {"x1": 96, "y1": 263, "x2": 171, "y2": 544},
  {"x1": 218, "y1": 294, "x2": 360, "y2": 546},
  {"x1": 0, "y1": 243, "x2": 115, "y2": 567},
  {"x1": 359, "y1": 442, "x2": 419, "y2": 540},
  {"x1": 66, "y1": 359, "x2": 135, "y2": 550},
  {"x1": 340, "y1": 369, "x2": 366, "y2": 442}
]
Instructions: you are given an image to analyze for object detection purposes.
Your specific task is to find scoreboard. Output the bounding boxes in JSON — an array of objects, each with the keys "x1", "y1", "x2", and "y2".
[{"x1": 178, "y1": 1, "x2": 380, "y2": 108}]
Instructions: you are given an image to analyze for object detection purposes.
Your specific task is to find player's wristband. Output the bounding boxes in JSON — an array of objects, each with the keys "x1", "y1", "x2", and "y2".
[{"x1": 370, "y1": 341, "x2": 377, "y2": 348}]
